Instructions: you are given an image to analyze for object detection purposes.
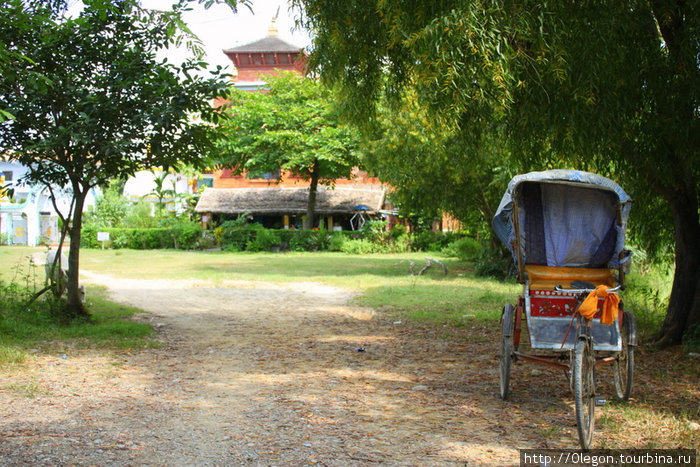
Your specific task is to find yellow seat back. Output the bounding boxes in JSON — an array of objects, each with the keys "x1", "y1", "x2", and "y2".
[{"x1": 524, "y1": 265, "x2": 616, "y2": 290}]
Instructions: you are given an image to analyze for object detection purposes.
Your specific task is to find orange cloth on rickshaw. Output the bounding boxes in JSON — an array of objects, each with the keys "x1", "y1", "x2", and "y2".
[{"x1": 579, "y1": 285, "x2": 619, "y2": 325}]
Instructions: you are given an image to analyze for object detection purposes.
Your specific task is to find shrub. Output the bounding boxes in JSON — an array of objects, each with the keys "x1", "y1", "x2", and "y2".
[
  {"x1": 246, "y1": 229, "x2": 281, "y2": 252},
  {"x1": 389, "y1": 223, "x2": 408, "y2": 239},
  {"x1": 88, "y1": 181, "x2": 129, "y2": 228},
  {"x1": 359, "y1": 220, "x2": 388, "y2": 242},
  {"x1": 81, "y1": 226, "x2": 202, "y2": 250},
  {"x1": 217, "y1": 219, "x2": 261, "y2": 252},
  {"x1": 444, "y1": 237, "x2": 482, "y2": 262},
  {"x1": 340, "y1": 238, "x2": 379, "y2": 254},
  {"x1": 410, "y1": 230, "x2": 446, "y2": 251},
  {"x1": 288, "y1": 230, "x2": 320, "y2": 252},
  {"x1": 328, "y1": 232, "x2": 346, "y2": 252}
]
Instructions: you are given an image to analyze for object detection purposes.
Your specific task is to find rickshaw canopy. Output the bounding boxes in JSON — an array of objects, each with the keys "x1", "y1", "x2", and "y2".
[{"x1": 493, "y1": 170, "x2": 631, "y2": 272}]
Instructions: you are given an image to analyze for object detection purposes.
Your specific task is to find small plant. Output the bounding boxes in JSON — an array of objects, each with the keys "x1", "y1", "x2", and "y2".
[{"x1": 328, "y1": 232, "x2": 346, "y2": 251}]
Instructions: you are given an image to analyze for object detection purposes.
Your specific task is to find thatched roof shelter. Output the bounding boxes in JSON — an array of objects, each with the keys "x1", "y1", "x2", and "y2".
[{"x1": 194, "y1": 186, "x2": 386, "y2": 216}]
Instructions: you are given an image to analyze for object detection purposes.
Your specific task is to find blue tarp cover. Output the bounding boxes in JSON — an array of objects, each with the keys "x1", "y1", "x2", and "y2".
[{"x1": 492, "y1": 170, "x2": 631, "y2": 269}]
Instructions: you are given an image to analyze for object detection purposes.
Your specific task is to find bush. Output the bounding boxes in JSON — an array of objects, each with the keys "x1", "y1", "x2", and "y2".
[
  {"x1": 389, "y1": 223, "x2": 408, "y2": 240},
  {"x1": 444, "y1": 237, "x2": 482, "y2": 262},
  {"x1": 217, "y1": 219, "x2": 261, "y2": 252},
  {"x1": 340, "y1": 238, "x2": 380, "y2": 254},
  {"x1": 170, "y1": 222, "x2": 202, "y2": 250},
  {"x1": 81, "y1": 226, "x2": 202, "y2": 250},
  {"x1": 288, "y1": 230, "x2": 319, "y2": 251},
  {"x1": 410, "y1": 230, "x2": 457, "y2": 251},
  {"x1": 359, "y1": 220, "x2": 387, "y2": 242},
  {"x1": 246, "y1": 229, "x2": 282, "y2": 252},
  {"x1": 328, "y1": 232, "x2": 346, "y2": 252}
]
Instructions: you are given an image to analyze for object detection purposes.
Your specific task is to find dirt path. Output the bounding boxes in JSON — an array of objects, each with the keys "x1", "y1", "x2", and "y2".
[{"x1": 0, "y1": 271, "x2": 581, "y2": 466}]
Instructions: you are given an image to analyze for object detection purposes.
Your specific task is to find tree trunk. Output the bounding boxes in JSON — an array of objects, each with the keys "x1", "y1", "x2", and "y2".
[
  {"x1": 304, "y1": 159, "x2": 320, "y2": 230},
  {"x1": 66, "y1": 186, "x2": 89, "y2": 319},
  {"x1": 654, "y1": 183, "x2": 700, "y2": 348}
]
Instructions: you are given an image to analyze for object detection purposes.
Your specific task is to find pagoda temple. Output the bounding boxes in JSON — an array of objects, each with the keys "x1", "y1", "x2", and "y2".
[{"x1": 223, "y1": 18, "x2": 306, "y2": 91}]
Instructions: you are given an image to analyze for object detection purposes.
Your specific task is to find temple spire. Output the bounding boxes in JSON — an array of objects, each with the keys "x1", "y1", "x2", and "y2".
[{"x1": 267, "y1": 7, "x2": 280, "y2": 37}]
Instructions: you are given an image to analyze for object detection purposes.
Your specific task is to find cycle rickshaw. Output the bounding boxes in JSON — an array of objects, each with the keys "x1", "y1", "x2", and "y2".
[{"x1": 492, "y1": 170, "x2": 637, "y2": 449}]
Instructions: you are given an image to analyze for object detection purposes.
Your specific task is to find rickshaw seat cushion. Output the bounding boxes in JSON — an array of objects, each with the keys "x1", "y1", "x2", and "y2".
[{"x1": 524, "y1": 265, "x2": 616, "y2": 290}]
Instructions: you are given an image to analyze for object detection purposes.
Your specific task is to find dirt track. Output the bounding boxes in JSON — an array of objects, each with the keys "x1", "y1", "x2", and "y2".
[{"x1": 0, "y1": 271, "x2": 587, "y2": 466}]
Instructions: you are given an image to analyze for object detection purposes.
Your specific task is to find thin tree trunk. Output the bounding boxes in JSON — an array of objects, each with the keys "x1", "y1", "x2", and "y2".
[
  {"x1": 304, "y1": 159, "x2": 320, "y2": 230},
  {"x1": 66, "y1": 186, "x2": 89, "y2": 318}
]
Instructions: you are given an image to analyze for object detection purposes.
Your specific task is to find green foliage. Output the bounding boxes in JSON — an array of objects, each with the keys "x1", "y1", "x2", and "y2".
[
  {"x1": 328, "y1": 232, "x2": 346, "y2": 252},
  {"x1": 86, "y1": 181, "x2": 129, "y2": 229},
  {"x1": 217, "y1": 218, "x2": 262, "y2": 252},
  {"x1": 361, "y1": 92, "x2": 515, "y2": 236},
  {"x1": 246, "y1": 229, "x2": 282, "y2": 252},
  {"x1": 123, "y1": 202, "x2": 159, "y2": 229},
  {"x1": 473, "y1": 250, "x2": 511, "y2": 281},
  {"x1": 0, "y1": 0, "x2": 232, "y2": 317},
  {"x1": 297, "y1": 0, "x2": 700, "y2": 344},
  {"x1": 409, "y1": 230, "x2": 457, "y2": 252},
  {"x1": 214, "y1": 71, "x2": 363, "y2": 228},
  {"x1": 443, "y1": 237, "x2": 482, "y2": 262},
  {"x1": 217, "y1": 72, "x2": 361, "y2": 183},
  {"x1": 339, "y1": 238, "x2": 381, "y2": 254},
  {"x1": 81, "y1": 224, "x2": 202, "y2": 250},
  {"x1": 358, "y1": 220, "x2": 387, "y2": 241}
]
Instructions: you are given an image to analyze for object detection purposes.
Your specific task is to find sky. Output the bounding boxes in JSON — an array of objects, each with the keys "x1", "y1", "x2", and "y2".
[{"x1": 141, "y1": 0, "x2": 312, "y2": 74}]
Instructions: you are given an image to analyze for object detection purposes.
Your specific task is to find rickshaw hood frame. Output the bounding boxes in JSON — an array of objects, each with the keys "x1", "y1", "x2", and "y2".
[{"x1": 492, "y1": 170, "x2": 632, "y2": 280}]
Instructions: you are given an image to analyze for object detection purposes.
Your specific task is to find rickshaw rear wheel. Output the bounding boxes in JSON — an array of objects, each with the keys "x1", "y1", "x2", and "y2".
[
  {"x1": 614, "y1": 310, "x2": 636, "y2": 401},
  {"x1": 499, "y1": 303, "x2": 514, "y2": 400},
  {"x1": 573, "y1": 338, "x2": 596, "y2": 450}
]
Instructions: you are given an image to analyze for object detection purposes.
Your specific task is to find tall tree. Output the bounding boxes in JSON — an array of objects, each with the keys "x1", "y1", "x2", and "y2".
[
  {"x1": 215, "y1": 71, "x2": 362, "y2": 229},
  {"x1": 0, "y1": 0, "x2": 236, "y2": 317},
  {"x1": 296, "y1": 0, "x2": 699, "y2": 346}
]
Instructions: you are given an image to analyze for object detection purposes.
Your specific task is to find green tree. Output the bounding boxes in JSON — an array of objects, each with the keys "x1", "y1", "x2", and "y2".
[
  {"x1": 215, "y1": 71, "x2": 362, "y2": 229},
  {"x1": 296, "y1": 0, "x2": 699, "y2": 346},
  {"x1": 363, "y1": 92, "x2": 514, "y2": 238},
  {"x1": 0, "y1": 0, "x2": 237, "y2": 317}
]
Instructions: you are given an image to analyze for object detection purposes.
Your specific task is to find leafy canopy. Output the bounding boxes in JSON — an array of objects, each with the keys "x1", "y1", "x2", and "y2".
[
  {"x1": 296, "y1": 0, "x2": 699, "y2": 345},
  {"x1": 215, "y1": 71, "x2": 361, "y2": 184},
  {"x1": 0, "y1": 0, "x2": 238, "y2": 316}
]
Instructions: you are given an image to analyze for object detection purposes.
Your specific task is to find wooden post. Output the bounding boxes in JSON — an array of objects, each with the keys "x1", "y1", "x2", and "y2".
[
  {"x1": 283, "y1": 215, "x2": 290, "y2": 229},
  {"x1": 327, "y1": 215, "x2": 333, "y2": 230}
]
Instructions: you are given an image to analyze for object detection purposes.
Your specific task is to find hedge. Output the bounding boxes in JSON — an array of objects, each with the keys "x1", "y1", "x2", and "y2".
[
  {"x1": 82, "y1": 224, "x2": 462, "y2": 253},
  {"x1": 81, "y1": 224, "x2": 203, "y2": 250}
]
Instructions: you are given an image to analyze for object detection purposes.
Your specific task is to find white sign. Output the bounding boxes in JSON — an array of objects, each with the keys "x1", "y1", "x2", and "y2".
[{"x1": 97, "y1": 232, "x2": 110, "y2": 242}]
